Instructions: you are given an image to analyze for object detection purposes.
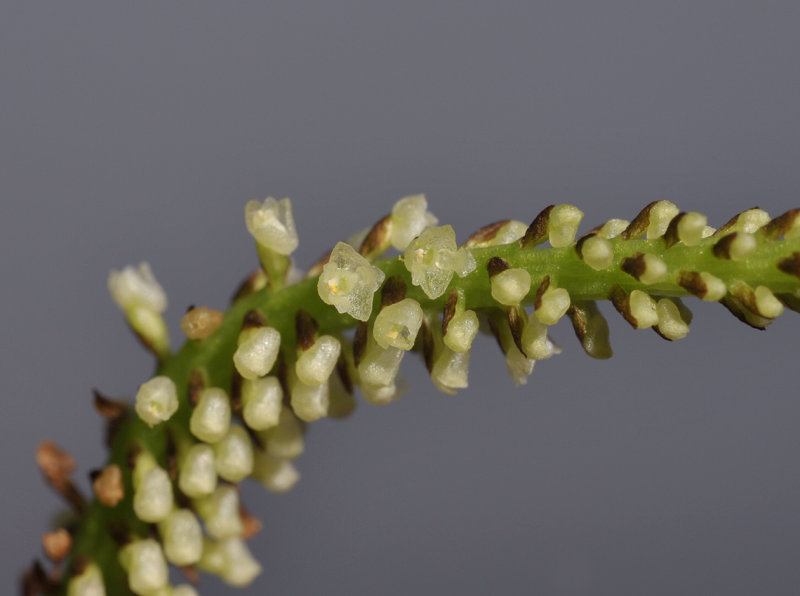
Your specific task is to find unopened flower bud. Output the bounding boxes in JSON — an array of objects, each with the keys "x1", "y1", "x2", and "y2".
[
  {"x1": 290, "y1": 374, "x2": 329, "y2": 422},
  {"x1": 245, "y1": 197, "x2": 298, "y2": 255},
  {"x1": 520, "y1": 315, "x2": 556, "y2": 360},
  {"x1": 646, "y1": 201, "x2": 680, "y2": 239},
  {"x1": 296, "y1": 335, "x2": 341, "y2": 385},
  {"x1": 214, "y1": 425, "x2": 254, "y2": 482},
  {"x1": 66, "y1": 562, "x2": 105, "y2": 596},
  {"x1": 233, "y1": 326, "x2": 281, "y2": 380},
  {"x1": 431, "y1": 345, "x2": 470, "y2": 394},
  {"x1": 373, "y1": 298, "x2": 424, "y2": 350},
  {"x1": 629, "y1": 290, "x2": 659, "y2": 328},
  {"x1": 133, "y1": 464, "x2": 173, "y2": 523},
  {"x1": 443, "y1": 309, "x2": 479, "y2": 353},
  {"x1": 216, "y1": 538, "x2": 263, "y2": 587},
  {"x1": 108, "y1": 262, "x2": 167, "y2": 313},
  {"x1": 260, "y1": 406, "x2": 305, "y2": 460},
  {"x1": 390, "y1": 194, "x2": 438, "y2": 250},
  {"x1": 173, "y1": 586, "x2": 200, "y2": 596},
  {"x1": 190, "y1": 387, "x2": 231, "y2": 443},
  {"x1": 754, "y1": 285, "x2": 784, "y2": 318},
  {"x1": 579, "y1": 235, "x2": 614, "y2": 270},
  {"x1": 357, "y1": 331, "x2": 404, "y2": 388},
  {"x1": 676, "y1": 212, "x2": 707, "y2": 246},
  {"x1": 655, "y1": 298, "x2": 690, "y2": 340},
  {"x1": 318, "y1": 242, "x2": 386, "y2": 321},
  {"x1": 242, "y1": 376, "x2": 283, "y2": 431},
  {"x1": 548, "y1": 204, "x2": 584, "y2": 247},
  {"x1": 490, "y1": 268, "x2": 532, "y2": 306},
  {"x1": 134, "y1": 376, "x2": 178, "y2": 428},
  {"x1": 159, "y1": 509, "x2": 203, "y2": 566},
  {"x1": 534, "y1": 286, "x2": 571, "y2": 325},
  {"x1": 253, "y1": 452, "x2": 301, "y2": 493},
  {"x1": 120, "y1": 539, "x2": 169, "y2": 595},
  {"x1": 195, "y1": 485, "x2": 243, "y2": 540},
  {"x1": 506, "y1": 344, "x2": 535, "y2": 386},
  {"x1": 179, "y1": 443, "x2": 217, "y2": 498},
  {"x1": 596, "y1": 218, "x2": 629, "y2": 239}
]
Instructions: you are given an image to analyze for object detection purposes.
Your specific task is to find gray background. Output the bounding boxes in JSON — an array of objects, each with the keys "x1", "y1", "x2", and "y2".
[{"x1": 2, "y1": 2, "x2": 800, "y2": 594}]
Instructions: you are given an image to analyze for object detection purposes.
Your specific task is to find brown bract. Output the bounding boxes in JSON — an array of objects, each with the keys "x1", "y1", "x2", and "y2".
[
  {"x1": 181, "y1": 306, "x2": 224, "y2": 340},
  {"x1": 92, "y1": 464, "x2": 124, "y2": 507}
]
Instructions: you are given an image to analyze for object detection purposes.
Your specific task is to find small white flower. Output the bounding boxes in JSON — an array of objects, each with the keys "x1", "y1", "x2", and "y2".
[
  {"x1": 404, "y1": 225, "x2": 476, "y2": 299},
  {"x1": 389, "y1": 194, "x2": 438, "y2": 250},
  {"x1": 195, "y1": 485, "x2": 244, "y2": 540},
  {"x1": 134, "y1": 376, "x2": 179, "y2": 428},
  {"x1": 373, "y1": 298, "x2": 424, "y2": 350},
  {"x1": 108, "y1": 262, "x2": 167, "y2": 313},
  {"x1": 159, "y1": 509, "x2": 203, "y2": 566},
  {"x1": 245, "y1": 197, "x2": 299, "y2": 255},
  {"x1": 120, "y1": 539, "x2": 168, "y2": 595},
  {"x1": 318, "y1": 242, "x2": 386, "y2": 321}
]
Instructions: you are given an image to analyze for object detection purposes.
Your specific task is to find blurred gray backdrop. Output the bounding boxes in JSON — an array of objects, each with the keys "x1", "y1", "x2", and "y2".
[{"x1": 2, "y1": 2, "x2": 800, "y2": 594}]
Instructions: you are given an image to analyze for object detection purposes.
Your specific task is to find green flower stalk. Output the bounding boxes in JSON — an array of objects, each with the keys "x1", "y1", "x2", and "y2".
[{"x1": 26, "y1": 196, "x2": 800, "y2": 595}]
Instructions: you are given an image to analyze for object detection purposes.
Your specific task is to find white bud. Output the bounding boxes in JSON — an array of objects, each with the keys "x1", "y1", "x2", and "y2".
[
  {"x1": 488, "y1": 220, "x2": 528, "y2": 246},
  {"x1": 260, "y1": 406, "x2": 305, "y2": 460},
  {"x1": 638, "y1": 253, "x2": 668, "y2": 285},
  {"x1": 121, "y1": 539, "x2": 168, "y2": 596},
  {"x1": 696, "y1": 272, "x2": 727, "y2": 302},
  {"x1": 534, "y1": 287, "x2": 571, "y2": 325},
  {"x1": 701, "y1": 225, "x2": 716, "y2": 238},
  {"x1": 548, "y1": 204, "x2": 584, "y2": 247},
  {"x1": 133, "y1": 465, "x2": 173, "y2": 523},
  {"x1": 179, "y1": 443, "x2": 217, "y2": 498},
  {"x1": 296, "y1": 335, "x2": 341, "y2": 385},
  {"x1": 490, "y1": 268, "x2": 532, "y2": 305},
  {"x1": 443, "y1": 309, "x2": 479, "y2": 353},
  {"x1": 173, "y1": 586, "x2": 200, "y2": 596},
  {"x1": 520, "y1": 315, "x2": 555, "y2": 360},
  {"x1": 190, "y1": 387, "x2": 231, "y2": 443},
  {"x1": 432, "y1": 346, "x2": 470, "y2": 394},
  {"x1": 253, "y1": 452, "x2": 301, "y2": 493},
  {"x1": 126, "y1": 305, "x2": 170, "y2": 358},
  {"x1": 135, "y1": 376, "x2": 178, "y2": 428},
  {"x1": 735, "y1": 208, "x2": 771, "y2": 234},
  {"x1": 218, "y1": 538, "x2": 263, "y2": 587},
  {"x1": 729, "y1": 232, "x2": 757, "y2": 261},
  {"x1": 676, "y1": 212, "x2": 707, "y2": 246},
  {"x1": 580, "y1": 235, "x2": 614, "y2": 270},
  {"x1": 242, "y1": 376, "x2": 283, "y2": 431},
  {"x1": 373, "y1": 298, "x2": 424, "y2": 350},
  {"x1": 66, "y1": 562, "x2": 105, "y2": 596},
  {"x1": 244, "y1": 197, "x2": 298, "y2": 255},
  {"x1": 404, "y1": 225, "x2": 474, "y2": 299},
  {"x1": 505, "y1": 344, "x2": 535, "y2": 386},
  {"x1": 159, "y1": 509, "x2": 203, "y2": 566},
  {"x1": 214, "y1": 425, "x2": 254, "y2": 482},
  {"x1": 629, "y1": 290, "x2": 659, "y2": 328},
  {"x1": 357, "y1": 334, "x2": 404, "y2": 388},
  {"x1": 754, "y1": 286, "x2": 784, "y2": 318},
  {"x1": 656, "y1": 298, "x2": 689, "y2": 340},
  {"x1": 597, "y1": 218, "x2": 629, "y2": 239},
  {"x1": 108, "y1": 262, "x2": 167, "y2": 313},
  {"x1": 195, "y1": 485, "x2": 243, "y2": 540},
  {"x1": 646, "y1": 201, "x2": 680, "y2": 239},
  {"x1": 233, "y1": 326, "x2": 281, "y2": 380},
  {"x1": 318, "y1": 242, "x2": 386, "y2": 321},
  {"x1": 290, "y1": 376, "x2": 329, "y2": 422},
  {"x1": 390, "y1": 194, "x2": 438, "y2": 250}
]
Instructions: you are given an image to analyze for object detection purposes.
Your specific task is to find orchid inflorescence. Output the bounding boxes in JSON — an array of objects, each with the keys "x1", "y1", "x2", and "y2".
[{"x1": 27, "y1": 195, "x2": 800, "y2": 595}]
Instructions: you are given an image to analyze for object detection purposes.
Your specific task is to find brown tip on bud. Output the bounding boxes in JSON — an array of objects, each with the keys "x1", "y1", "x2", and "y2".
[
  {"x1": 712, "y1": 233, "x2": 738, "y2": 259},
  {"x1": 777, "y1": 292, "x2": 800, "y2": 314},
  {"x1": 42, "y1": 529, "x2": 71, "y2": 562},
  {"x1": 380, "y1": 276, "x2": 407, "y2": 307},
  {"x1": 336, "y1": 351, "x2": 354, "y2": 394},
  {"x1": 442, "y1": 290, "x2": 458, "y2": 336},
  {"x1": 92, "y1": 390, "x2": 127, "y2": 420},
  {"x1": 241, "y1": 309, "x2": 267, "y2": 331},
  {"x1": 353, "y1": 322, "x2": 368, "y2": 367},
  {"x1": 521, "y1": 205, "x2": 554, "y2": 248},
  {"x1": 663, "y1": 212, "x2": 686, "y2": 249},
  {"x1": 126, "y1": 444, "x2": 142, "y2": 470},
  {"x1": 359, "y1": 214, "x2": 392, "y2": 259},
  {"x1": 295, "y1": 309, "x2": 319, "y2": 351},
  {"x1": 464, "y1": 220, "x2": 511, "y2": 247},
  {"x1": 22, "y1": 559, "x2": 55, "y2": 596},
  {"x1": 180, "y1": 565, "x2": 200, "y2": 586},
  {"x1": 108, "y1": 521, "x2": 131, "y2": 547},
  {"x1": 677, "y1": 271, "x2": 707, "y2": 298},
  {"x1": 230, "y1": 372, "x2": 243, "y2": 413},
  {"x1": 486, "y1": 256, "x2": 509, "y2": 278},
  {"x1": 507, "y1": 306, "x2": 526, "y2": 356},
  {"x1": 92, "y1": 464, "x2": 124, "y2": 507},
  {"x1": 719, "y1": 295, "x2": 771, "y2": 330},
  {"x1": 239, "y1": 506, "x2": 263, "y2": 540},
  {"x1": 778, "y1": 252, "x2": 800, "y2": 279},
  {"x1": 574, "y1": 232, "x2": 595, "y2": 258},
  {"x1": 181, "y1": 306, "x2": 224, "y2": 340},
  {"x1": 421, "y1": 318, "x2": 435, "y2": 372},
  {"x1": 621, "y1": 201, "x2": 659, "y2": 240},
  {"x1": 714, "y1": 206, "x2": 760, "y2": 237},
  {"x1": 621, "y1": 253, "x2": 647, "y2": 281},
  {"x1": 567, "y1": 301, "x2": 613, "y2": 359},
  {"x1": 533, "y1": 275, "x2": 551, "y2": 310},
  {"x1": 608, "y1": 285, "x2": 638, "y2": 329},
  {"x1": 762, "y1": 209, "x2": 800, "y2": 240},
  {"x1": 188, "y1": 368, "x2": 205, "y2": 407},
  {"x1": 231, "y1": 269, "x2": 269, "y2": 303}
]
